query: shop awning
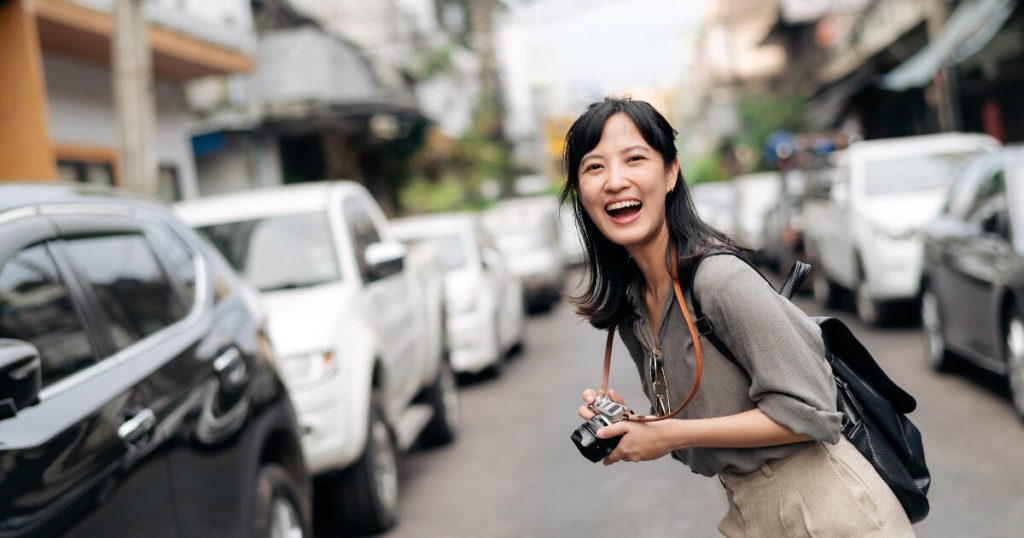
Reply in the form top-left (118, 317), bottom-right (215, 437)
top-left (880, 0), bottom-right (1017, 91)
top-left (805, 65), bottom-right (876, 131)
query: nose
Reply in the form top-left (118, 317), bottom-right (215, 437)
top-left (604, 162), bottom-right (630, 192)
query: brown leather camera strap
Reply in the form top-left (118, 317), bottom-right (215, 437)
top-left (598, 247), bottom-right (704, 422)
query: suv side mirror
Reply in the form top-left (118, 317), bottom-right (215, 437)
top-left (0, 339), bottom-right (42, 420)
top-left (365, 241), bottom-right (406, 281)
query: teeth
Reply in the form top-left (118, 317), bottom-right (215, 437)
top-left (606, 200), bottom-right (641, 211)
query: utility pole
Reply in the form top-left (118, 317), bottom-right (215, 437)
top-left (927, 0), bottom-right (959, 132)
top-left (113, 0), bottom-right (157, 196)
top-left (468, 0), bottom-right (504, 139)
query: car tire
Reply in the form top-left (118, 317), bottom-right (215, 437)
top-left (251, 463), bottom-right (310, 538)
top-left (420, 359), bottom-right (460, 447)
top-left (322, 397), bottom-right (399, 536)
top-left (920, 286), bottom-right (956, 372)
top-left (855, 277), bottom-right (887, 326)
top-left (812, 266), bottom-right (841, 308)
top-left (1005, 312), bottom-right (1024, 420)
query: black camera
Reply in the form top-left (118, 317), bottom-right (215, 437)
top-left (571, 395), bottom-right (629, 462)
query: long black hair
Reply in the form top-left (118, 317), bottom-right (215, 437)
top-left (559, 97), bottom-right (742, 330)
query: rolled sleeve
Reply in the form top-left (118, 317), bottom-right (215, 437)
top-left (694, 256), bottom-right (842, 443)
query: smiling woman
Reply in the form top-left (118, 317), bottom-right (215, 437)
top-left (560, 97), bottom-right (915, 537)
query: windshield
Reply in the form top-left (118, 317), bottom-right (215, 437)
top-left (198, 213), bottom-right (340, 292)
top-left (865, 152), bottom-right (978, 196)
top-left (427, 234), bottom-right (469, 272)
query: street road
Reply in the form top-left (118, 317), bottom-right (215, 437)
top-left (373, 271), bottom-right (1024, 538)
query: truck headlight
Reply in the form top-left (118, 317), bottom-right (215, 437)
top-left (280, 350), bottom-right (336, 384)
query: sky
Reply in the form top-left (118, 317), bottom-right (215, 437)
top-left (509, 0), bottom-right (710, 96)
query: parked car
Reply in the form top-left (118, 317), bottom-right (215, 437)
top-left (921, 147), bottom-right (1024, 418)
top-left (391, 213), bottom-right (526, 376)
top-left (557, 202), bottom-right (587, 266)
top-left (730, 172), bottom-right (783, 262)
top-left (803, 132), bottom-right (1000, 325)
top-left (690, 181), bottom-right (736, 237)
top-left (483, 197), bottom-right (567, 313)
top-left (760, 169), bottom-right (808, 272)
top-left (0, 184), bottom-right (311, 537)
top-left (175, 181), bottom-right (456, 536)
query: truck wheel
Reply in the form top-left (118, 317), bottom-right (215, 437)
top-left (323, 398), bottom-right (399, 535)
top-left (420, 359), bottom-right (460, 446)
top-left (855, 278), bottom-right (886, 326)
top-left (920, 286), bottom-right (955, 371)
top-left (251, 463), bottom-right (310, 538)
top-left (812, 266), bottom-right (840, 308)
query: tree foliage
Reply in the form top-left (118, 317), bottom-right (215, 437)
top-left (735, 92), bottom-right (805, 171)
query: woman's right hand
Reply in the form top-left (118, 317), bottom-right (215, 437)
top-left (578, 388), bottom-right (627, 420)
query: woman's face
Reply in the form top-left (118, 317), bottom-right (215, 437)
top-left (577, 113), bottom-right (678, 251)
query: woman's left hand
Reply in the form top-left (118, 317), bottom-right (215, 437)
top-left (598, 419), bottom-right (681, 465)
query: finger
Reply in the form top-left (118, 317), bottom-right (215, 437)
top-left (597, 422), bottom-right (627, 439)
top-left (578, 405), bottom-right (596, 420)
top-left (603, 449), bottom-right (621, 466)
top-left (607, 389), bottom-right (626, 405)
top-left (581, 388), bottom-right (598, 404)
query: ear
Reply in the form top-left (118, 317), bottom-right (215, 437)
top-left (665, 157), bottom-right (680, 192)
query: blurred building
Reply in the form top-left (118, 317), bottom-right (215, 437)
top-left (673, 0), bottom-right (788, 170)
top-left (0, 0), bottom-right (255, 200)
top-left (186, 0), bottom-right (426, 214)
top-left (186, 0), bottom-right (534, 214)
top-left (764, 0), bottom-right (1022, 142)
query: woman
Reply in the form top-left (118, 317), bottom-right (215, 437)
top-left (564, 97), bottom-right (913, 537)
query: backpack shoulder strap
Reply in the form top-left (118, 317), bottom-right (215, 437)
top-left (686, 252), bottom-right (811, 372)
top-left (685, 251), bottom-right (748, 370)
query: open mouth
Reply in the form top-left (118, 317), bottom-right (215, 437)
top-left (605, 199), bottom-right (642, 222)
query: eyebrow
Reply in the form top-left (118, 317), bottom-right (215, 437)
top-left (581, 145), bottom-right (651, 166)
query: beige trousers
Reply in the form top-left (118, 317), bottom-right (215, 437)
top-left (717, 437), bottom-right (915, 537)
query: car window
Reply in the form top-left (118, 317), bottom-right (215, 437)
top-left (944, 158), bottom-right (991, 219)
top-left (199, 213), bottom-right (339, 292)
top-left (147, 224), bottom-right (196, 308)
top-left (864, 152), bottom-right (976, 196)
top-left (965, 167), bottom-right (1008, 235)
top-left (0, 244), bottom-right (97, 388)
top-left (966, 168), bottom-right (1006, 220)
top-left (62, 234), bottom-right (185, 351)
top-left (343, 198), bottom-right (383, 282)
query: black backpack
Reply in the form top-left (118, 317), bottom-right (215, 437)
top-left (687, 253), bottom-right (931, 524)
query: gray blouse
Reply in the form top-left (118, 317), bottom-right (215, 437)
top-left (617, 255), bottom-right (842, 477)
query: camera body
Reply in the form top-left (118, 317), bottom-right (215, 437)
top-left (571, 395), bottom-right (629, 462)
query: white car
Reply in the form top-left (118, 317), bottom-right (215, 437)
top-left (391, 213), bottom-right (526, 376)
top-left (175, 181), bottom-right (456, 535)
top-left (690, 181), bottom-right (736, 237)
top-left (803, 133), bottom-right (1000, 325)
top-left (483, 197), bottom-right (567, 312)
top-left (730, 172), bottom-right (783, 257)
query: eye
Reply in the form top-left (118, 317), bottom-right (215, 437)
top-left (584, 163), bottom-right (603, 172)
top-left (627, 155), bottom-right (646, 163)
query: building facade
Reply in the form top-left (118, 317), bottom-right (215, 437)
top-left (0, 0), bottom-right (256, 200)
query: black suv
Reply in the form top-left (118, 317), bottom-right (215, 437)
top-left (0, 184), bottom-right (311, 537)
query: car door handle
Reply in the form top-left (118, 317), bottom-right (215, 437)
top-left (118, 408), bottom-right (156, 443)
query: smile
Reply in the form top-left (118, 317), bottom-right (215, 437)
top-left (604, 198), bottom-right (643, 224)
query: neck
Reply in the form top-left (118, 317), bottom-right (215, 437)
top-left (627, 225), bottom-right (673, 298)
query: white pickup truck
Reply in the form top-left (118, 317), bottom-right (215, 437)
top-left (176, 181), bottom-right (455, 535)
top-left (803, 133), bottom-right (999, 325)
